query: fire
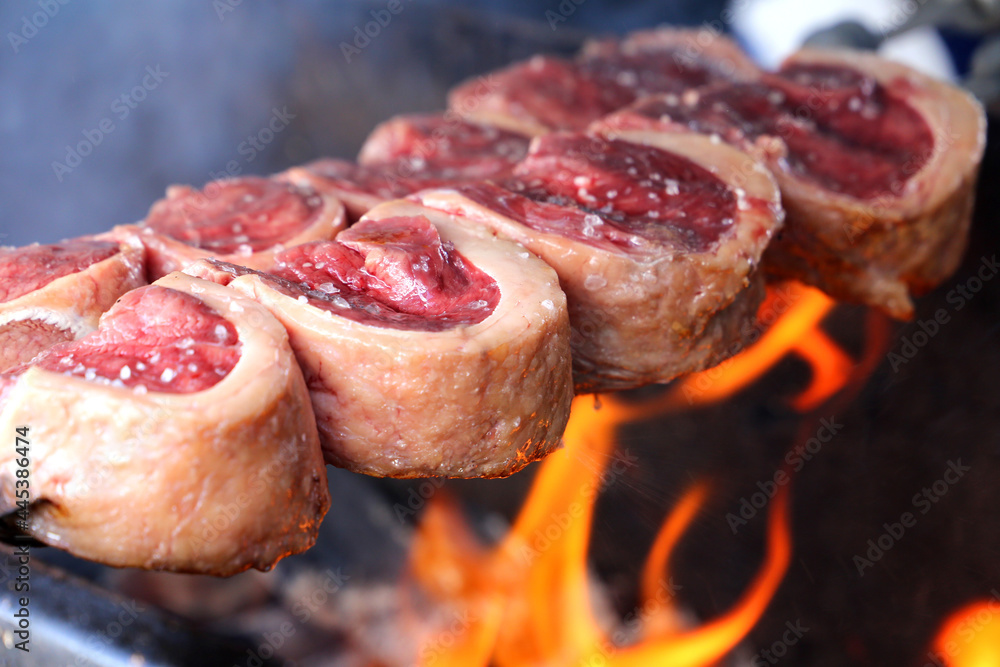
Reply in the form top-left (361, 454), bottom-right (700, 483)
top-left (410, 394), bottom-right (792, 667)
top-left (665, 282), bottom-right (853, 411)
top-left (407, 281), bottom-right (881, 666)
top-left (932, 599), bottom-right (1000, 667)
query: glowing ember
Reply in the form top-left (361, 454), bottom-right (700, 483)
top-left (409, 395), bottom-right (792, 666)
top-left (932, 599), bottom-right (1000, 667)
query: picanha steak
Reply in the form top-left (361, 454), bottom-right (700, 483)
top-left (596, 48), bottom-right (987, 318)
top-left (448, 28), bottom-right (759, 136)
top-left (0, 273), bottom-right (329, 575)
top-left (0, 237), bottom-right (145, 373)
top-left (297, 113), bottom-right (530, 221)
top-left (185, 201), bottom-right (573, 478)
top-left (0, 26), bottom-right (988, 575)
top-left (413, 129), bottom-right (783, 392)
top-left (358, 112), bottom-right (531, 175)
top-left (114, 174), bottom-right (347, 280)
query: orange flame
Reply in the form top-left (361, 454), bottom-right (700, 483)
top-left (932, 599), bottom-right (1000, 667)
top-left (664, 282), bottom-right (852, 411)
top-left (406, 281), bottom-right (884, 666)
top-left (410, 395), bottom-right (792, 667)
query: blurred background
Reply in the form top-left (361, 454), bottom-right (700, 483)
top-left (0, 0), bottom-right (996, 246)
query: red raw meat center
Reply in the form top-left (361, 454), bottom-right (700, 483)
top-left (267, 215), bottom-right (500, 330)
top-left (634, 63), bottom-right (935, 199)
top-left (2, 286), bottom-right (241, 396)
top-left (145, 176), bottom-right (323, 254)
top-left (0, 240), bottom-right (119, 303)
top-left (456, 135), bottom-right (737, 253)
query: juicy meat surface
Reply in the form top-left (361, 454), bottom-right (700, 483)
top-left (450, 56), bottom-right (636, 134)
top-left (146, 176), bottom-right (323, 254)
top-left (358, 113), bottom-right (530, 177)
top-left (449, 28), bottom-right (759, 135)
top-left (578, 27), bottom-right (761, 88)
top-left (206, 217), bottom-right (501, 331)
top-left (0, 240), bottom-right (119, 303)
top-left (464, 133), bottom-right (737, 252)
top-left (117, 173), bottom-right (347, 280)
top-left (289, 160), bottom-right (402, 223)
top-left (303, 158), bottom-right (408, 199)
top-left (0, 273), bottom-right (329, 574)
top-left (414, 130), bottom-right (783, 392)
top-left (186, 202), bottom-right (574, 478)
top-left (578, 48), bottom-right (717, 96)
top-left (21, 286), bottom-right (240, 395)
top-left (774, 64), bottom-right (934, 198)
top-left (302, 116), bottom-right (529, 222)
top-left (0, 320), bottom-right (77, 373)
top-left (0, 237), bottom-right (146, 373)
top-left (616, 67), bottom-right (935, 200)
top-left (598, 48), bottom-right (987, 318)
top-left (278, 217), bottom-right (500, 329)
